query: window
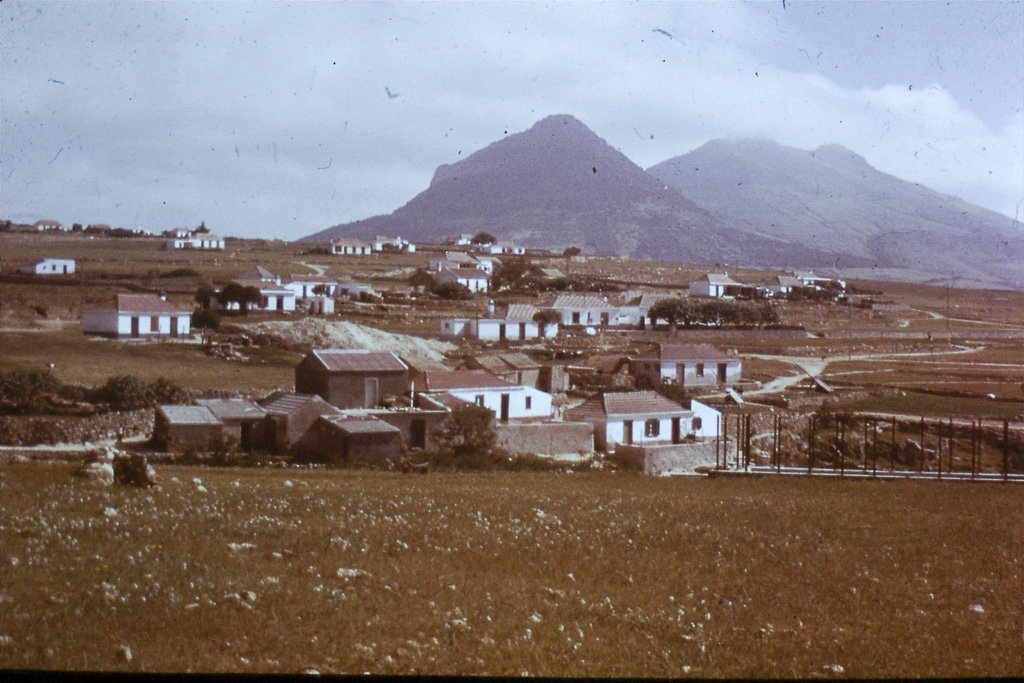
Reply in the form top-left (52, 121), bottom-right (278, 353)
top-left (692, 417), bottom-right (703, 431)
top-left (696, 363), bottom-right (705, 377)
top-left (475, 395), bottom-right (485, 406)
top-left (525, 396), bottom-right (532, 410)
top-left (644, 419), bottom-right (660, 438)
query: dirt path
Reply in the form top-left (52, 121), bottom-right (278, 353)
top-left (296, 262), bottom-right (326, 276)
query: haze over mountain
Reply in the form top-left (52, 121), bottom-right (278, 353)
top-left (305, 115), bottom-right (1022, 289)
top-left (647, 139), bottom-right (1023, 289)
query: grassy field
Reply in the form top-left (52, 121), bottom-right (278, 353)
top-left (0, 464), bottom-right (1020, 677)
top-left (0, 331), bottom-right (299, 394)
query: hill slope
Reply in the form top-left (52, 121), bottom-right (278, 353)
top-left (304, 115), bottom-right (854, 268)
top-left (646, 139), bottom-right (1023, 288)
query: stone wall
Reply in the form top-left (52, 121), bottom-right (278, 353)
top-left (0, 409), bottom-right (155, 446)
top-left (495, 421), bottom-right (594, 456)
top-left (613, 440), bottom-right (734, 474)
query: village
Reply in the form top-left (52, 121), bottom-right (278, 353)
top-left (2, 221), bottom-right (1022, 478)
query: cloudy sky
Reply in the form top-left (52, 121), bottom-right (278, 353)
top-left (2, 0), bottom-right (1022, 240)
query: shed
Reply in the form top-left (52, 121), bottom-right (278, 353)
top-left (258, 392), bottom-right (343, 455)
top-left (195, 399), bottom-right (268, 451)
top-left (153, 405), bottom-right (224, 451)
top-left (313, 415), bottom-right (402, 467)
top-left (295, 349), bottom-right (410, 409)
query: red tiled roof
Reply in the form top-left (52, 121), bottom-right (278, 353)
top-left (421, 370), bottom-right (515, 391)
top-left (311, 349), bottom-right (408, 373)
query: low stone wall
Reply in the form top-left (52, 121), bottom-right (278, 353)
top-left (0, 409), bottom-right (155, 446)
top-left (495, 421), bottom-right (594, 456)
top-left (614, 440), bottom-right (729, 474)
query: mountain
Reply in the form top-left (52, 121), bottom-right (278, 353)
top-left (647, 139), bottom-right (1023, 289)
top-left (303, 115), bottom-right (855, 268)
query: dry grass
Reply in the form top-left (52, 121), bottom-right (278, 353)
top-left (1, 464), bottom-right (1020, 677)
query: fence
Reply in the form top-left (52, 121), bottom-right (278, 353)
top-left (709, 412), bottom-right (1024, 481)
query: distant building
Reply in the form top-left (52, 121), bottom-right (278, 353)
top-left (82, 293), bottom-right (191, 339)
top-left (165, 231), bottom-right (225, 250)
top-left (689, 273), bottom-right (742, 298)
top-left (463, 351), bottom-right (542, 388)
top-left (436, 267), bottom-right (490, 292)
top-left (372, 235), bottom-right (416, 253)
top-left (440, 302), bottom-right (557, 341)
top-left (419, 370), bottom-right (552, 422)
top-left (550, 294), bottom-right (622, 327)
top-left (295, 349), bottom-right (410, 410)
top-left (18, 258), bottom-right (75, 275)
top-left (565, 391), bottom-right (720, 451)
top-left (325, 237), bottom-right (372, 255)
top-left (32, 220), bottom-right (65, 232)
top-left (152, 405), bottom-right (224, 451)
top-left (629, 343), bottom-right (742, 388)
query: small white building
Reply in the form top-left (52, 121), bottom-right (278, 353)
top-left (761, 275), bottom-right (805, 298)
top-left (18, 258), bottom-right (76, 275)
top-left (32, 220), bottom-right (65, 231)
top-left (282, 275), bottom-right (338, 299)
top-left (629, 343), bottom-right (743, 388)
top-left (436, 267), bottom-right (489, 293)
top-left (551, 294), bottom-right (623, 327)
top-left (792, 270), bottom-right (847, 291)
top-left (165, 232), bottom-right (225, 250)
top-left (565, 391), bottom-right (721, 451)
top-left (689, 273), bottom-right (741, 298)
top-left (440, 302), bottom-right (557, 341)
top-left (372, 235), bottom-right (416, 253)
top-left (211, 279), bottom-right (297, 312)
top-left (83, 293), bottom-right (191, 339)
top-left (326, 238), bottom-right (373, 255)
top-left (419, 370), bottom-right (553, 422)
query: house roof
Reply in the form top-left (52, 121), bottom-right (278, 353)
top-left (421, 370), bottom-right (516, 391)
top-left (284, 274), bottom-right (338, 284)
top-left (239, 266), bottom-right (277, 280)
top-left (320, 414), bottom-right (401, 435)
top-left (538, 268), bottom-right (565, 279)
top-left (497, 303), bottom-right (538, 321)
top-left (470, 352), bottom-right (538, 375)
top-left (158, 405), bottom-right (222, 425)
top-left (258, 391), bottom-right (341, 417)
top-left (309, 349), bottom-right (408, 373)
top-left (772, 275), bottom-right (804, 288)
top-left (90, 293), bottom-right (191, 315)
top-left (551, 294), bottom-right (616, 310)
top-left (33, 220), bottom-right (62, 227)
top-left (445, 267), bottom-right (489, 280)
top-left (633, 292), bottom-right (674, 309)
top-left (633, 343), bottom-right (733, 363)
top-left (567, 391), bottom-right (692, 420)
top-left (232, 279), bottom-right (293, 295)
top-left (195, 399), bottom-right (267, 421)
top-left (699, 273), bottom-right (740, 285)
top-left (444, 252), bottom-right (479, 264)
top-left (330, 237), bottom-right (371, 247)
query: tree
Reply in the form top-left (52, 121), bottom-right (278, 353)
top-left (471, 231), bottom-right (496, 245)
top-left (312, 284), bottom-right (331, 296)
top-left (192, 308), bottom-right (220, 330)
top-left (431, 281), bottom-right (473, 300)
top-left (532, 309), bottom-right (561, 337)
top-left (216, 281), bottom-right (262, 313)
top-left (492, 257), bottom-right (533, 290)
top-left (194, 285), bottom-right (215, 309)
top-left (431, 402), bottom-right (497, 469)
top-left (563, 246), bottom-right (581, 257)
top-left (648, 297), bottom-right (698, 329)
top-left (195, 221), bottom-right (209, 234)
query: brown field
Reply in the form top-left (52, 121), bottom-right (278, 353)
top-left (0, 463), bottom-right (1020, 677)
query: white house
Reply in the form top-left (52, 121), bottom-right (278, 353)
top-left (336, 281), bottom-right (377, 300)
top-left (629, 343), bottom-right (742, 388)
top-left (238, 266), bottom-right (280, 283)
top-left (689, 273), bottom-right (742, 298)
top-left (792, 270), bottom-right (847, 291)
top-left (761, 275), bottom-right (805, 298)
top-left (83, 293), bottom-right (191, 339)
top-left (565, 391), bottom-right (721, 451)
top-left (419, 370), bottom-right (553, 422)
top-left (372, 235), bottom-right (415, 253)
top-left (18, 258), bottom-right (76, 275)
top-left (429, 252), bottom-right (494, 274)
top-left (551, 294), bottom-right (624, 327)
top-left (436, 267), bottom-right (489, 292)
top-left (474, 241), bottom-right (524, 255)
top-left (439, 302), bottom-right (558, 341)
top-left (33, 220), bottom-right (65, 231)
top-left (282, 275), bottom-right (338, 299)
top-left (326, 237), bottom-right (372, 255)
top-left (212, 279), bottom-right (296, 312)
top-left (165, 232), bottom-right (225, 250)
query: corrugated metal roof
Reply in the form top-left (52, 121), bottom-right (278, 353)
top-left (320, 414), bottom-right (400, 434)
top-left (311, 349), bottom-right (408, 373)
top-left (422, 370), bottom-right (515, 391)
top-left (500, 304), bottom-right (539, 321)
top-left (552, 294), bottom-right (616, 310)
top-left (158, 405), bottom-right (221, 425)
top-left (702, 273), bottom-right (739, 285)
top-left (258, 392), bottom-right (322, 416)
top-left (196, 399), bottom-right (267, 420)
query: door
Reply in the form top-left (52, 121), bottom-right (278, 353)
top-left (519, 323), bottom-right (526, 341)
top-left (672, 417), bottom-right (681, 444)
top-left (410, 419), bottom-right (426, 449)
top-left (240, 423), bottom-right (252, 452)
top-left (364, 378), bottom-right (379, 408)
top-left (130, 316), bottom-right (139, 338)
top-left (623, 420), bottom-right (633, 445)
top-left (499, 324), bottom-right (506, 341)
top-left (171, 316), bottom-right (179, 338)
top-left (500, 393), bottom-right (510, 422)
top-left (600, 312), bottom-right (609, 327)
top-left (718, 363), bottom-right (728, 383)
top-left (676, 363), bottom-right (685, 385)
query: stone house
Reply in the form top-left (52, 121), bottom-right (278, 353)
top-left (295, 349), bottom-right (410, 410)
top-left (195, 399), bottom-right (268, 452)
top-left (257, 392), bottom-right (343, 456)
top-left (152, 405), bottom-right (224, 451)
